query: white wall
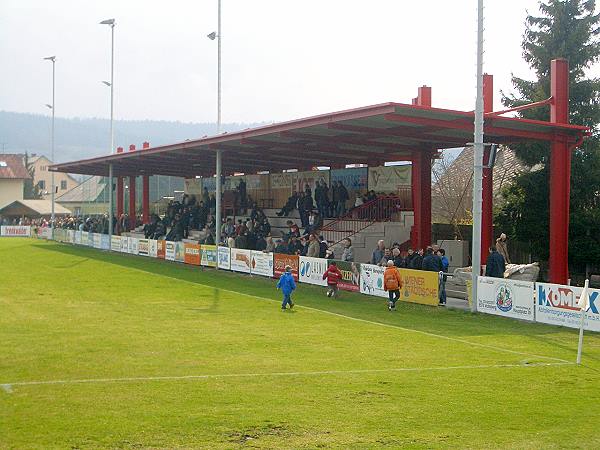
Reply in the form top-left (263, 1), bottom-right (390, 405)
top-left (0, 179), bottom-right (24, 208)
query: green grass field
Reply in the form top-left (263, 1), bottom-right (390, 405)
top-left (1, 239), bottom-right (599, 449)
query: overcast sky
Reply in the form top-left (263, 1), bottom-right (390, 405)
top-left (2, 0), bottom-right (598, 126)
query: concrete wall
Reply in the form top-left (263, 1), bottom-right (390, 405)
top-left (0, 179), bottom-right (24, 209)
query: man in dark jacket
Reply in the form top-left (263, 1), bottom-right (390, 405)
top-left (485, 245), bottom-right (506, 278)
top-left (422, 247), bottom-right (442, 272)
top-left (409, 248), bottom-right (424, 270)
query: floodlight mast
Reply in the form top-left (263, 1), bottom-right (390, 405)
top-left (100, 18), bottom-right (115, 237)
top-left (43, 56), bottom-right (56, 238)
top-left (471, 0), bottom-right (485, 312)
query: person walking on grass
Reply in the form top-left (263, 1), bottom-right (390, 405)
top-left (384, 260), bottom-right (403, 311)
top-left (277, 265), bottom-right (297, 310)
top-left (323, 260), bottom-right (342, 298)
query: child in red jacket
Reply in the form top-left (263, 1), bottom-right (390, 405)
top-left (322, 261), bottom-right (342, 298)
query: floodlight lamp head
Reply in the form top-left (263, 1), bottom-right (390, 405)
top-left (45, 104), bottom-right (53, 109)
top-left (100, 18), bottom-right (115, 26)
top-left (207, 31), bottom-right (217, 40)
top-left (43, 56), bottom-right (56, 62)
top-left (102, 81), bottom-right (111, 86)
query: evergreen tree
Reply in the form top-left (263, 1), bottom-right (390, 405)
top-left (23, 152), bottom-right (42, 200)
top-left (497, 0), bottom-right (600, 272)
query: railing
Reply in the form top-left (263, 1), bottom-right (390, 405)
top-left (320, 195), bottom-right (412, 245)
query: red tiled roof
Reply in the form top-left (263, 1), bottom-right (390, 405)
top-left (0, 154), bottom-right (30, 180)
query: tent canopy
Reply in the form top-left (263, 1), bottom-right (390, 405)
top-left (0, 200), bottom-right (71, 217)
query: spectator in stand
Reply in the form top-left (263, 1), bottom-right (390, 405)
top-left (274, 238), bottom-right (288, 254)
top-left (265, 235), bottom-right (275, 253)
top-left (227, 236), bottom-right (236, 248)
top-left (316, 180), bottom-right (330, 219)
top-left (341, 238), bottom-right (354, 262)
top-left (202, 187), bottom-right (210, 205)
top-left (307, 233), bottom-right (320, 258)
top-left (392, 248), bottom-right (404, 267)
top-left (305, 210), bottom-right (322, 235)
top-left (422, 246), bottom-right (442, 272)
top-left (287, 236), bottom-right (303, 255)
top-left (255, 234), bottom-right (267, 251)
top-left (323, 261), bottom-right (342, 298)
top-left (336, 180), bottom-right (349, 217)
top-left (235, 232), bottom-right (248, 249)
top-left (378, 248), bottom-right (393, 266)
top-left (285, 220), bottom-right (300, 240)
top-left (354, 192), bottom-right (364, 209)
top-left (485, 245), bottom-right (506, 278)
top-left (319, 235), bottom-right (329, 258)
top-left (403, 248), bottom-right (415, 267)
top-left (276, 191), bottom-right (299, 217)
top-left (410, 248), bottom-right (424, 270)
top-left (222, 218), bottom-right (235, 238)
top-left (371, 240), bottom-right (386, 265)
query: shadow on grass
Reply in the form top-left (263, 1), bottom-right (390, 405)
top-left (32, 242), bottom-right (593, 344)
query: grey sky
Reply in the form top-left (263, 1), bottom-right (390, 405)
top-left (1, 0), bottom-right (597, 125)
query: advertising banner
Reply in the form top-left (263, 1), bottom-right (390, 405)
top-left (129, 237), bottom-right (139, 255)
top-left (201, 244), bottom-right (217, 267)
top-left (298, 256), bottom-right (328, 287)
top-left (184, 243), bottom-right (201, 265)
top-left (111, 235), bottom-right (122, 252)
top-left (100, 234), bottom-right (110, 250)
top-left (120, 236), bottom-right (129, 253)
top-left (335, 260), bottom-right (361, 292)
top-left (360, 264), bottom-right (387, 298)
top-left (138, 239), bottom-right (150, 257)
top-left (148, 239), bottom-right (158, 258)
top-left (368, 165), bottom-right (411, 192)
top-left (293, 171), bottom-right (329, 197)
top-left (4, 225), bottom-right (30, 236)
top-left (218, 246), bottom-right (231, 270)
top-left (93, 233), bottom-right (102, 249)
top-left (74, 231), bottom-right (82, 245)
top-left (250, 251), bottom-right (274, 277)
top-left (165, 241), bottom-right (176, 261)
top-left (536, 282), bottom-right (600, 332)
top-left (66, 230), bottom-right (75, 244)
top-left (398, 268), bottom-right (439, 306)
top-left (81, 231), bottom-right (89, 245)
top-left (230, 248), bottom-right (252, 273)
top-left (175, 242), bottom-right (185, 263)
top-left (274, 254), bottom-right (299, 281)
top-left (245, 174), bottom-right (265, 190)
top-left (331, 167), bottom-right (368, 191)
top-left (87, 232), bottom-right (94, 247)
top-left (157, 240), bottom-right (166, 259)
top-left (477, 277), bottom-right (535, 321)
top-left (184, 178), bottom-right (203, 195)
top-left (270, 172), bottom-right (293, 189)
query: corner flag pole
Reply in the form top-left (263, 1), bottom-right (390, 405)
top-left (576, 279), bottom-right (589, 365)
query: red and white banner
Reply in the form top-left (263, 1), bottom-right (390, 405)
top-left (1, 225), bottom-right (31, 237)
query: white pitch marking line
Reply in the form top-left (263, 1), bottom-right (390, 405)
top-left (1, 362), bottom-right (574, 389)
top-left (50, 246), bottom-right (573, 365)
top-left (1, 384), bottom-right (12, 393)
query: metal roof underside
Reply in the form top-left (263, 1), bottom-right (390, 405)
top-left (50, 102), bottom-right (588, 178)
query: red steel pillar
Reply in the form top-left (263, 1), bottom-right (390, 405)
top-left (128, 144), bottom-right (137, 230)
top-left (549, 58), bottom-right (570, 284)
top-left (116, 147), bottom-right (124, 220)
top-left (142, 141), bottom-right (150, 223)
top-left (410, 86), bottom-right (432, 250)
top-left (481, 74), bottom-right (494, 257)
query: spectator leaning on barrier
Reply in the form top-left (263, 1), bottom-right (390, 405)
top-left (495, 233), bottom-right (511, 264)
top-left (307, 233), bottom-right (320, 258)
top-left (341, 238), bottom-right (354, 262)
top-left (371, 240), bottom-right (386, 265)
top-left (422, 246), bottom-right (442, 272)
top-left (485, 245), bottom-right (506, 278)
top-left (392, 247), bottom-right (404, 268)
top-left (410, 248), bottom-right (423, 270)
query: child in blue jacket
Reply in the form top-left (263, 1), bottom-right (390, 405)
top-left (277, 265), bottom-right (297, 310)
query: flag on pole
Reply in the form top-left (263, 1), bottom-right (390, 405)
top-left (576, 279), bottom-right (590, 365)
top-left (578, 281), bottom-right (590, 311)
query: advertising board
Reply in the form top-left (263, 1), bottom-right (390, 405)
top-left (138, 239), bottom-right (150, 257)
top-left (335, 260), bottom-right (361, 292)
top-left (477, 276), bottom-right (535, 321)
top-left (165, 241), bottom-right (176, 261)
top-left (111, 235), bottom-right (122, 252)
top-left (536, 282), bottom-right (600, 332)
top-left (359, 264), bottom-right (387, 298)
top-left (298, 256), bottom-right (328, 286)
top-left (184, 243), bottom-right (201, 265)
top-left (201, 244), bottom-right (217, 267)
top-left (274, 254), bottom-right (299, 281)
top-left (250, 251), bottom-right (274, 277)
top-left (398, 268), bottom-right (439, 306)
top-left (1, 225), bottom-right (31, 237)
top-left (218, 246), bottom-right (231, 270)
top-left (230, 248), bottom-right (252, 273)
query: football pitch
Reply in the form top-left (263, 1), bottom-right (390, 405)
top-left (1, 239), bottom-right (599, 449)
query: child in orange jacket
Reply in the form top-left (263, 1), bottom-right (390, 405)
top-left (383, 260), bottom-right (403, 311)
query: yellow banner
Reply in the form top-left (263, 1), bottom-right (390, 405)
top-left (398, 268), bottom-right (439, 306)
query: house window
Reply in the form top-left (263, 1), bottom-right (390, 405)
top-left (38, 180), bottom-right (45, 190)
top-left (61, 180), bottom-right (67, 190)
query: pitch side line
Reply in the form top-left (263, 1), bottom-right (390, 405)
top-left (1, 361), bottom-right (573, 390)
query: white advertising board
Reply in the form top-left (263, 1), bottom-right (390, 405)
top-left (100, 234), bottom-right (110, 250)
top-left (359, 264), bottom-right (387, 298)
top-left (148, 239), bottom-right (158, 258)
top-left (0, 225), bottom-right (31, 237)
top-left (250, 251), bottom-right (274, 277)
top-left (165, 241), bottom-right (176, 261)
top-left (175, 242), bottom-right (185, 263)
top-left (230, 248), bottom-right (252, 273)
top-left (138, 239), bottom-right (150, 256)
top-left (111, 235), bottom-right (122, 252)
top-left (129, 237), bottom-right (139, 255)
top-left (536, 282), bottom-right (600, 332)
top-left (298, 256), bottom-right (328, 287)
top-left (93, 233), bottom-right (102, 249)
top-left (218, 246), bottom-right (231, 270)
top-left (66, 230), bottom-right (75, 244)
top-left (477, 276), bottom-right (535, 322)
top-left (74, 231), bottom-right (82, 245)
top-left (120, 236), bottom-right (129, 253)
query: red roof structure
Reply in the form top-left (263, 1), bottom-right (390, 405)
top-left (0, 154), bottom-right (31, 180)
